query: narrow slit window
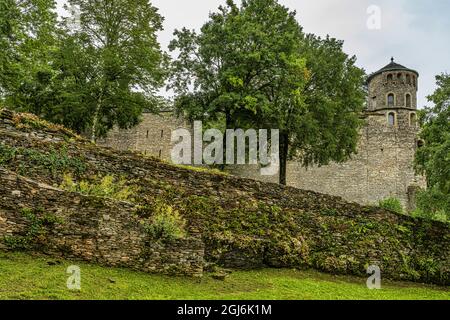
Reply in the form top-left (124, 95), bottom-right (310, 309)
top-left (406, 94), bottom-right (412, 108)
top-left (387, 94), bottom-right (395, 107)
top-left (388, 112), bottom-right (396, 126)
top-left (410, 113), bottom-right (417, 126)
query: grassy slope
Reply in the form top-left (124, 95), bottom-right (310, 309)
top-left (0, 253), bottom-right (448, 300)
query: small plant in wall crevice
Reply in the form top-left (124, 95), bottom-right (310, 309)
top-left (143, 199), bottom-right (187, 241)
top-left (378, 197), bottom-right (403, 214)
top-left (3, 208), bottom-right (63, 250)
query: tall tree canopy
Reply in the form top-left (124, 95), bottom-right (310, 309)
top-left (0, 0), bottom-right (57, 105)
top-left (169, 0), bottom-right (366, 184)
top-left (54, 0), bottom-right (169, 141)
top-left (0, 0), bottom-right (17, 96)
top-left (415, 73), bottom-right (450, 218)
top-left (1, 0), bottom-right (168, 141)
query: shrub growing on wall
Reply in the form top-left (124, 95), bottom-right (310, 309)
top-left (412, 188), bottom-right (449, 223)
top-left (59, 174), bottom-right (139, 202)
top-left (144, 200), bottom-right (187, 241)
top-left (378, 198), bottom-right (403, 214)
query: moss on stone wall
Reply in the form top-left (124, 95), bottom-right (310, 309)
top-left (0, 109), bottom-right (449, 284)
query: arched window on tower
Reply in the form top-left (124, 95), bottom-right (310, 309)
top-left (406, 74), bottom-right (411, 85)
top-left (387, 93), bottom-right (395, 107)
top-left (388, 112), bottom-right (396, 126)
top-left (413, 76), bottom-right (417, 87)
top-left (410, 113), bottom-right (417, 127)
top-left (387, 74), bottom-right (393, 82)
top-left (406, 94), bottom-right (412, 108)
top-left (397, 73), bottom-right (402, 82)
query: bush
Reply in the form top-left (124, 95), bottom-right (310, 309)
top-left (417, 187), bottom-right (449, 215)
top-left (144, 200), bottom-right (187, 241)
top-left (378, 198), bottom-right (403, 214)
top-left (412, 187), bottom-right (449, 223)
top-left (60, 174), bottom-right (139, 202)
top-left (3, 208), bottom-right (63, 250)
top-left (412, 209), bottom-right (448, 223)
top-left (0, 143), bottom-right (17, 165)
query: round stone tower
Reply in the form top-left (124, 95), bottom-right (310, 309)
top-left (367, 57), bottom-right (419, 129)
top-left (363, 58), bottom-right (426, 211)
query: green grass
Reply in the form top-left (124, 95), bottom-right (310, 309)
top-left (0, 252), bottom-right (448, 300)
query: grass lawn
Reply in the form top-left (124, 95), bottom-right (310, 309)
top-left (0, 252), bottom-right (448, 300)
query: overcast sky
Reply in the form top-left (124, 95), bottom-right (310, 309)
top-left (56, 0), bottom-right (450, 108)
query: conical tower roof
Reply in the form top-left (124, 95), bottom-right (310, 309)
top-left (368, 58), bottom-right (419, 82)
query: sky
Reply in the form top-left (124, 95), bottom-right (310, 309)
top-left (56, 0), bottom-right (450, 108)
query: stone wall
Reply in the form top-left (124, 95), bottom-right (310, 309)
top-left (227, 111), bottom-right (426, 210)
top-left (367, 70), bottom-right (418, 112)
top-left (99, 111), bottom-right (424, 211)
top-left (0, 168), bottom-right (204, 277)
top-left (97, 65), bottom-right (425, 212)
top-left (98, 111), bottom-right (189, 160)
top-left (1, 109), bottom-right (448, 285)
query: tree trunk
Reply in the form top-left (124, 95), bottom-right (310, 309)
top-left (279, 132), bottom-right (289, 185)
top-left (219, 110), bottom-right (232, 171)
top-left (91, 97), bottom-right (103, 143)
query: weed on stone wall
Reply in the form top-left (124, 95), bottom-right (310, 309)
top-left (3, 208), bottom-right (63, 251)
top-left (10, 111), bottom-right (80, 139)
top-left (142, 199), bottom-right (187, 241)
top-left (0, 143), bottom-right (17, 166)
top-left (59, 174), bottom-right (140, 202)
top-left (378, 197), bottom-right (404, 214)
top-left (0, 143), bottom-right (87, 178)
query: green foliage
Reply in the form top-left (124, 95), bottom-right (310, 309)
top-left (412, 188), bottom-right (449, 223)
top-left (415, 73), bottom-right (450, 221)
top-left (1, 0), bottom-right (168, 141)
top-left (1, 252), bottom-right (449, 300)
top-left (0, 0), bottom-right (58, 109)
top-left (416, 74), bottom-right (450, 195)
top-left (3, 208), bottom-right (62, 250)
top-left (378, 198), bottom-right (403, 214)
top-left (10, 111), bottom-right (80, 138)
top-left (59, 174), bottom-right (139, 202)
top-left (144, 200), bottom-right (187, 241)
top-left (169, 0), bottom-right (366, 184)
top-left (48, 0), bottom-right (169, 141)
top-left (0, 143), bottom-right (17, 165)
top-left (0, 143), bottom-right (87, 177)
top-left (25, 147), bottom-right (86, 177)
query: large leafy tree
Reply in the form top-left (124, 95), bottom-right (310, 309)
top-left (52, 0), bottom-right (169, 141)
top-left (415, 74), bottom-right (450, 218)
top-left (169, 0), bottom-right (366, 184)
top-left (0, 0), bottom-right (57, 105)
top-left (0, 0), bottom-right (17, 97)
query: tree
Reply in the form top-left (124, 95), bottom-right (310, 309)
top-left (0, 0), bottom-right (57, 105)
top-left (169, 0), bottom-right (366, 184)
top-left (52, 0), bottom-right (169, 141)
top-left (415, 73), bottom-right (450, 219)
top-left (0, 0), bottom-right (17, 97)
